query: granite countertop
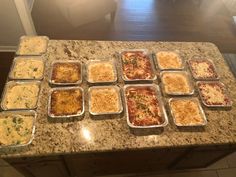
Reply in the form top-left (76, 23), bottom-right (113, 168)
top-left (1, 40), bottom-right (236, 158)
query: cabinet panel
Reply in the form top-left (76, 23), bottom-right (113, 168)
top-left (65, 148), bottom-right (186, 177)
top-left (7, 158), bottom-right (70, 177)
top-left (171, 147), bottom-right (235, 169)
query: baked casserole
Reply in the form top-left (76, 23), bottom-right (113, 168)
top-left (156, 51), bottom-right (183, 70)
top-left (89, 86), bottom-right (122, 114)
top-left (51, 62), bottom-right (81, 84)
top-left (161, 71), bottom-right (193, 95)
top-left (169, 98), bottom-right (206, 126)
top-left (49, 88), bottom-right (83, 117)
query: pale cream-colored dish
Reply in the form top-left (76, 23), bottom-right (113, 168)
top-left (1, 81), bottom-right (41, 110)
top-left (161, 71), bottom-right (194, 95)
top-left (0, 112), bottom-right (34, 146)
top-left (156, 51), bottom-right (183, 70)
top-left (9, 57), bottom-right (44, 80)
top-left (16, 36), bottom-right (48, 55)
top-left (169, 98), bottom-right (207, 126)
top-left (89, 86), bottom-right (122, 115)
top-left (87, 61), bottom-right (117, 83)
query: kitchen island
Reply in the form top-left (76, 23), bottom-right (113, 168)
top-left (0, 40), bottom-right (236, 177)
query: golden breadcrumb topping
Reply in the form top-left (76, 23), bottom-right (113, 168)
top-left (156, 51), bottom-right (182, 69)
top-left (162, 72), bottom-right (191, 94)
top-left (90, 87), bottom-right (120, 113)
top-left (170, 99), bottom-right (205, 126)
top-left (88, 62), bottom-right (115, 82)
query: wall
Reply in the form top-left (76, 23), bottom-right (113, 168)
top-left (221, 0), bottom-right (236, 15)
top-left (0, 0), bottom-right (25, 51)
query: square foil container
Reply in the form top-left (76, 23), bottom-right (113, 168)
top-left (168, 97), bottom-right (207, 127)
top-left (154, 50), bottom-right (185, 71)
top-left (119, 49), bottom-right (157, 82)
top-left (8, 56), bottom-right (45, 80)
top-left (86, 60), bottom-right (118, 84)
top-left (16, 36), bottom-right (49, 56)
top-left (0, 110), bottom-right (36, 149)
top-left (1, 81), bottom-right (41, 111)
top-left (160, 71), bottom-right (195, 96)
top-left (48, 60), bottom-right (83, 86)
top-left (187, 58), bottom-right (220, 81)
top-left (196, 81), bottom-right (232, 108)
top-left (123, 84), bottom-right (168, 128)
top-left (48, 86), bottom-right (85, 118)
top-left (88, 85), bottom-right (123, 115)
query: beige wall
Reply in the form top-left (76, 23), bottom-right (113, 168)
top-left (0, 0), bottom-right (25, 51)
top-left (221, 0), bottom-right (236, 15)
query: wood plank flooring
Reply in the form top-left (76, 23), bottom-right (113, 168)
top-left (31, 0), bottom-right (236, 53)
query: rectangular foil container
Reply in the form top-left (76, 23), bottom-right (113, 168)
top-left (196, 81), bottom-right (233, 108)
top-left (8, 56), bottom-right (45, 80)
top-left (16, 36), bottom-right (49, 56)
top-left (160, 71), bottom-right (195, 96)
top-left (48, 60), bottom-right (83, 86)
top-left (48, 86), bottom-right (84, 118)
top-left (88, 85), bottom-right (123, 115)
top-left (153, 50), bottom-right (185, 71)
top-left (168, 97), bottom-right (207, 127)
top-left (119, 49), bottom-right (157, 82)
top-left (1, 81), bottom-right (41, 111)
top-left (0, 110), bottom-right (36, 149)
top-left (123, 84), bottom-right (168, 128)
top-left (86, 60), bottom-right (118, 84)
top-left (187, 58), bottom-right (220, 81)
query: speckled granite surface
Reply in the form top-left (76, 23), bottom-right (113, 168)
top-left (1, 40), bottom-right (236, 158)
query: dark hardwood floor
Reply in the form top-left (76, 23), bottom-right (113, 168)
top-left (31, 0), bottom-right (236, 53)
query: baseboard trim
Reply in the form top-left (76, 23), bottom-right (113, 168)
top-left (0, 46), bottom-right (17, 52)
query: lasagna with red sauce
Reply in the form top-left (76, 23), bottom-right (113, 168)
top-left (188, 59), bottom-right (218, 80)
top-left (121, 51), bottom-right (154, 80)
top-left (125, 86), bottom-right (164, 126)
top-left (197, 81), bottom-right (231, 107)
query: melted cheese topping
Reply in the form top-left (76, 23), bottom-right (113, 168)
top-left (18, 36), bottom-right (47, 55)
top-left (198, 83), bottom-right (229, 105)
top-left (190, 60), bottom-right (217, 78)
top-left (156, 51), bottom-right (182, 69)
top-left (90, 87), bottom-right (120, 113)
top-left (52, 63), bottom-right (81, 83)
top-left (162, 72), bottom-right (191, 94)
top-left (3, 83), bottom-right (40, 109)
top-left (122, 51), bottom-right (154, 80)
top-left (88, 62), bottom-right (115, 82)
top-left (0, 114), bottom-right (33, 146)
top-left (170, 99), bottom-right (204, 126)
top-left (50, 89), bottom-right (82, 116)
top-left (12, 58), bottom-right (44, 79)
top-left (126, 87), bottom-right (163, 126)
